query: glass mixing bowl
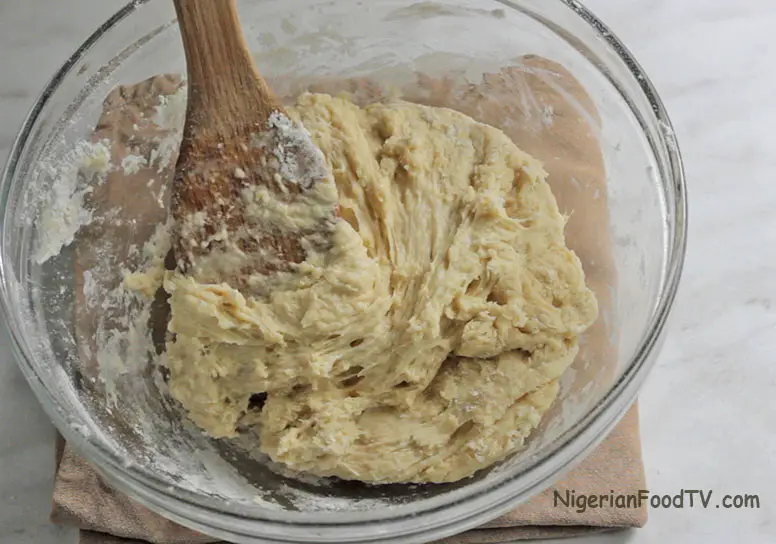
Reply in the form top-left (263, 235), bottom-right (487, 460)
top-left (0, 0), bottom-right (686, 542)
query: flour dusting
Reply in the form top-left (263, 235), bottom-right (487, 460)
top-left (33, 140), bottom-right (111, 264)
top-left (252, 110), bottom-right (329, 190)
top-left (121, 153), bottom-right (148, 175)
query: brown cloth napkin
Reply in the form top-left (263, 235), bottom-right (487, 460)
top-left (54, 407), bottom-right (645, 544)
top-left (52, 56), bottom-right (647, 542)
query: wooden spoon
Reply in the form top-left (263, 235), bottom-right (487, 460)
top-left (170, 0), bottom-right (336, 292)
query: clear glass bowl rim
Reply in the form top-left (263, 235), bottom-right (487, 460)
top-left (0, 0), bottom-right (687, 540)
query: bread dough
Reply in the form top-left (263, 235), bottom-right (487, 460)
top-left (159, 93), bottom-right (597, 483)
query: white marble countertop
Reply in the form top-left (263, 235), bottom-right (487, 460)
top-left (1, 1), bottom-right (774, 543)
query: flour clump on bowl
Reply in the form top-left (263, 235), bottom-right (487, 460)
top-left (140, 92), bottom-right (598, 483)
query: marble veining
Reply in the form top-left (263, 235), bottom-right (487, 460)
top-left (1, 0), bottom-right (775, 542)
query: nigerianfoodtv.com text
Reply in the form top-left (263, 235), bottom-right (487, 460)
top-left (554, 489), bottom-right (760, 513)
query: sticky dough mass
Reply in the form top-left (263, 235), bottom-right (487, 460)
top-left (161, 93), bottom-right (598, 484)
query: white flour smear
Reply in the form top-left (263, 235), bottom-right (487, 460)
top-left (33, 139), bottom-right (111, 264)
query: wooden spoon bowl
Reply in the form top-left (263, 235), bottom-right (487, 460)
top-left (171, 0), bottom-right (336, 291)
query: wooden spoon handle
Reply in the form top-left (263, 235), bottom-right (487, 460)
top-left (172, 0), bottom-right (282, 135)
